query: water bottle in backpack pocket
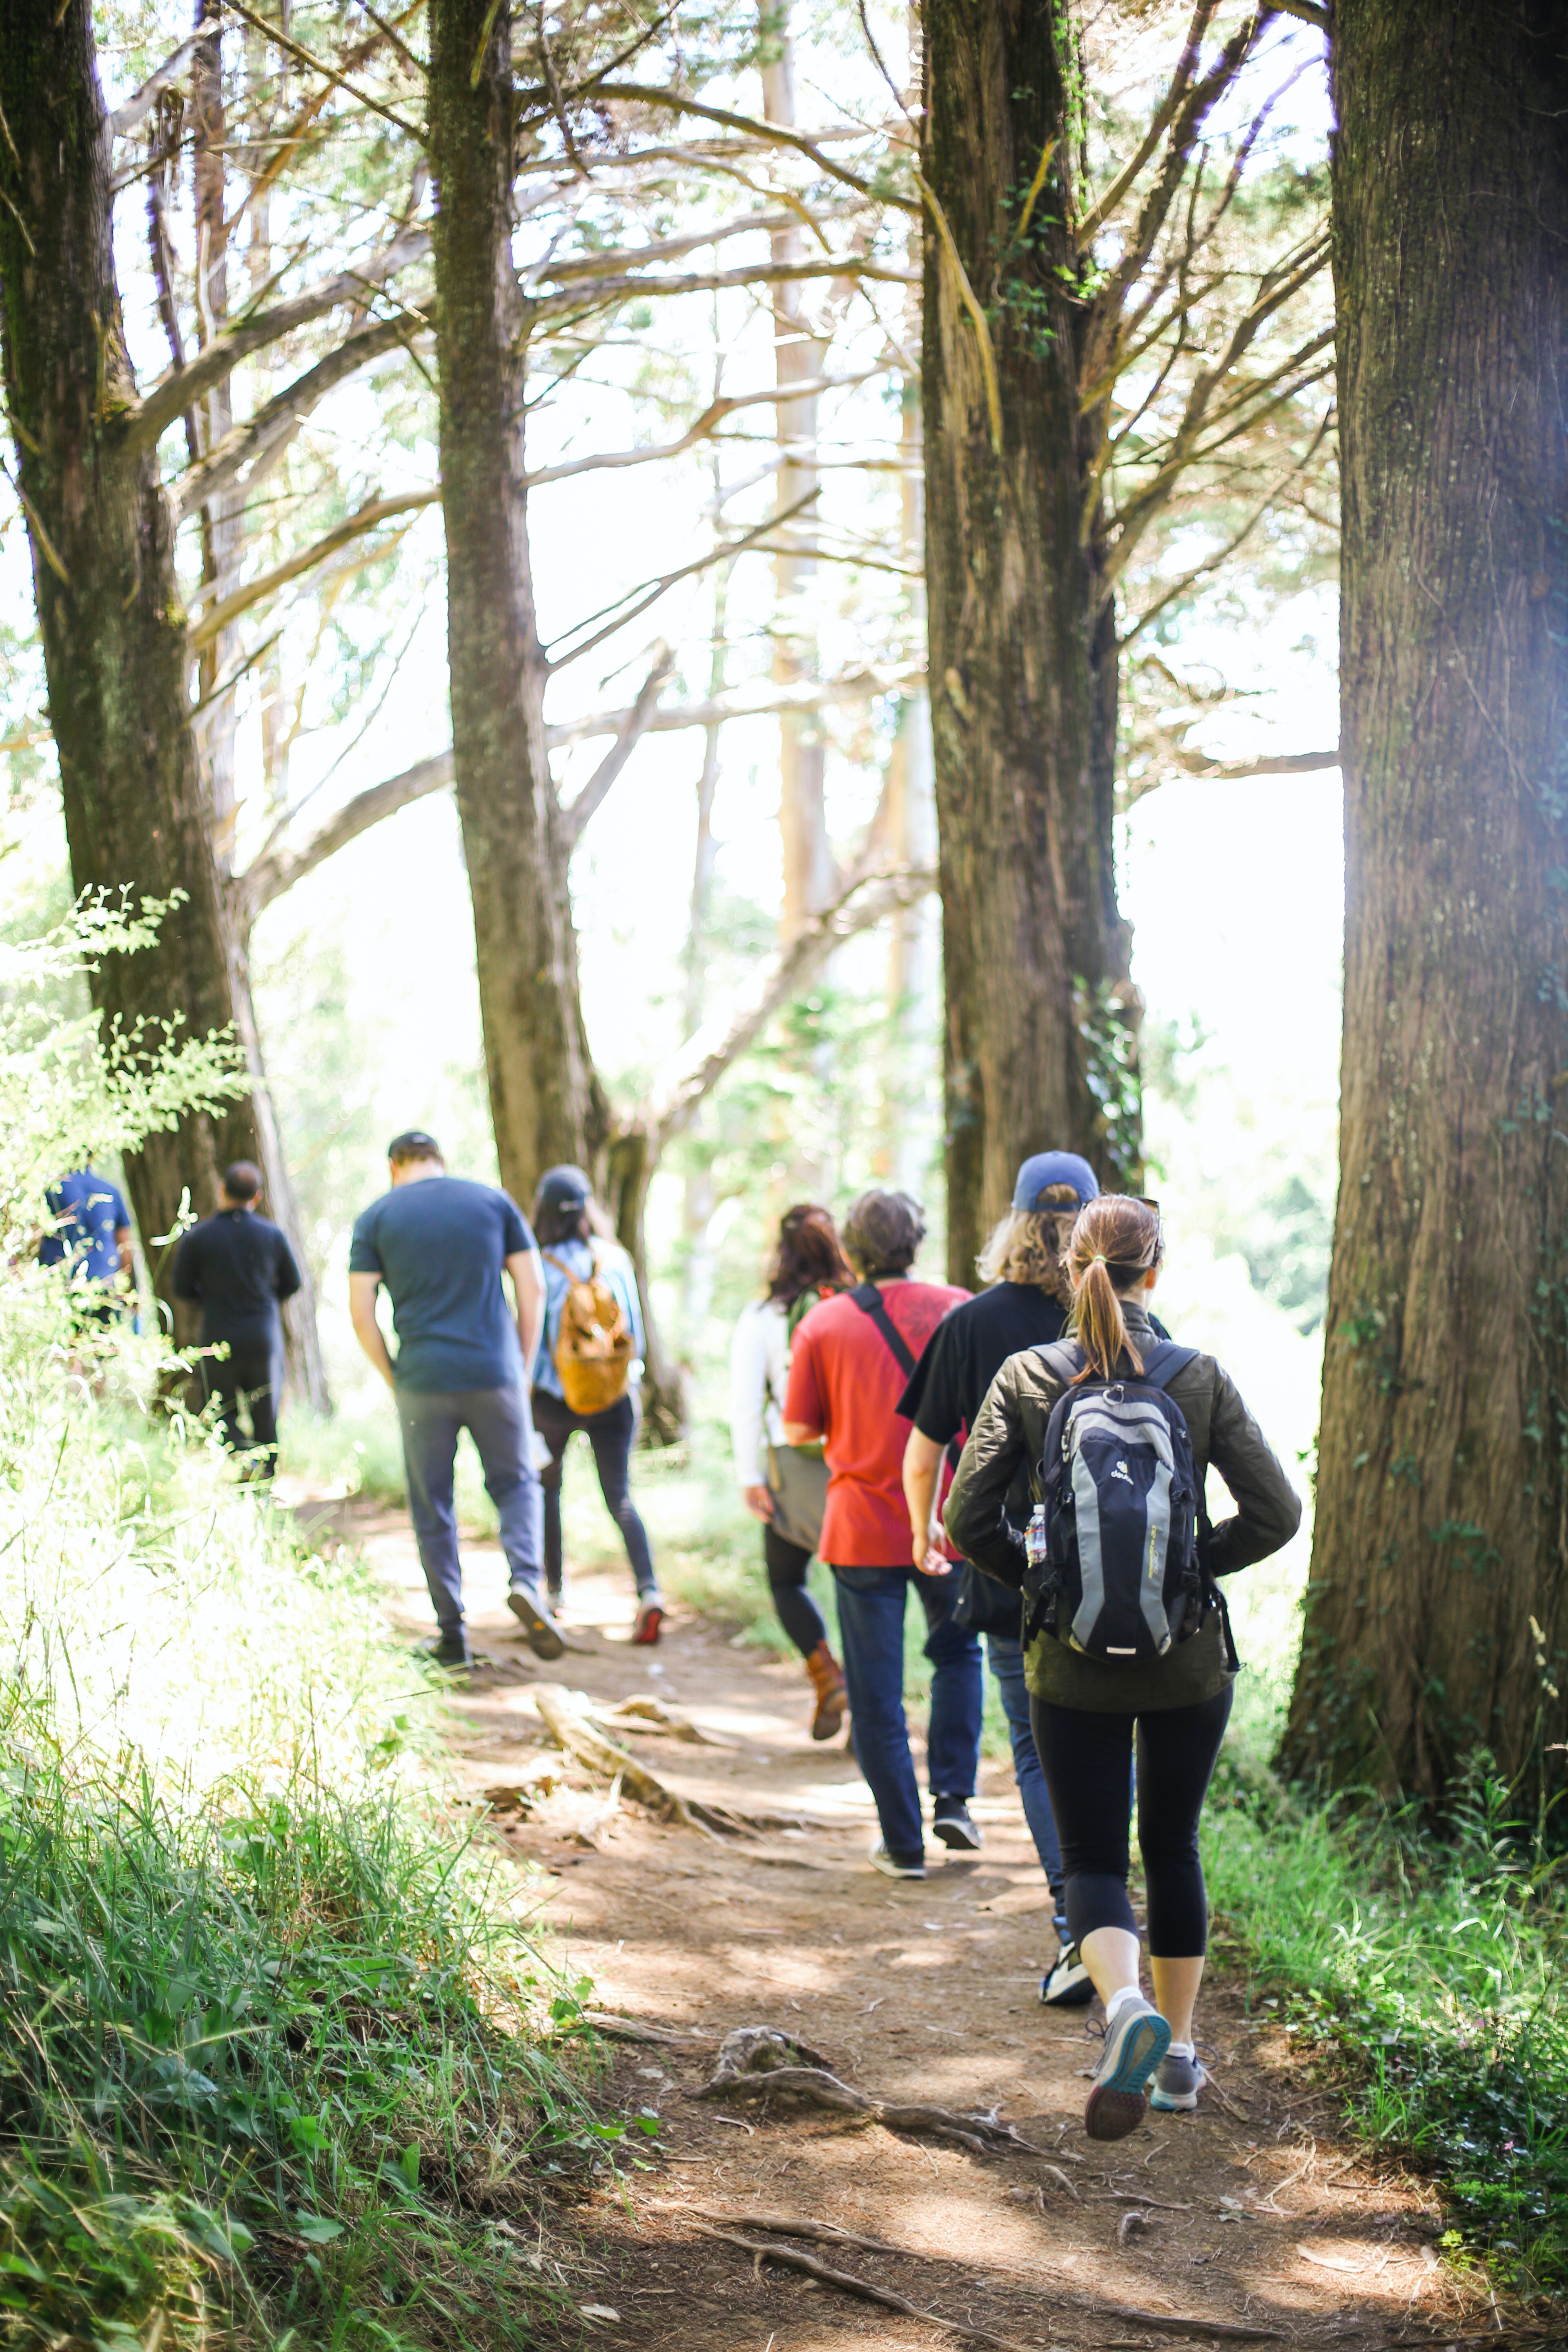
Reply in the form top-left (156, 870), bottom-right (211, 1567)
top-left (1022, 1340), bottom-right (1207, 1662)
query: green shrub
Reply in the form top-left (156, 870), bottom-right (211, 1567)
top-left (1205, 1738), bottom-right (1567, 2298)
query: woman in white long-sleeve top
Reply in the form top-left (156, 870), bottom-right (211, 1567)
top-left (730, 1204), bottom-right (854, 1739)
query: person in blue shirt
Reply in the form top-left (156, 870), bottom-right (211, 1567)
top-left (349, 1130), bottom-right (560, 1670)
top-left (530, 1165), bottom-right (664, 1644)
top-left (39, 1163), bottom-right (134, 1323)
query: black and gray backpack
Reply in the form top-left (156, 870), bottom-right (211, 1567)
top-left (1022, 1339), bottom-right (1218, 1664)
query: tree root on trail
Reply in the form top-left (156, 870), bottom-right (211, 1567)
top-left (683, 2221), bottom-right (1040, 2352)
top-left (653, 2199), bottom-right (1287, 2343)
top-left (688, 2025), bottom-right (1050, 2154)
top-left (577, 2011), bottom-right (719, 2050)
top-left (531, 1686), bottom-right (822, 1835)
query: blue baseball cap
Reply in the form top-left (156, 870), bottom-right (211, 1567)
top-left (1011, 1151), bottom-right (1100, 1212)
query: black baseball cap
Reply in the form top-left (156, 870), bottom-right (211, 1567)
top-left (388, 1130), bottom-right (443, 1163)
top-left (535, 1163), bottom-right (592, 1213)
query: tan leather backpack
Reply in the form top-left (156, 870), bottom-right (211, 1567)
top-left (542, 1247), bottom-right (635, 1414)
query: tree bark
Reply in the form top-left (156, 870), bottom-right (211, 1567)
top-left (428, 0), bottom-right (606, 1208)
top-left (1281, 0), bottom-right (1568, 1808)
top-left (922, 0), bottom-right (1137, 1286)
top-left (0, 0), bottom-right (283, 1335)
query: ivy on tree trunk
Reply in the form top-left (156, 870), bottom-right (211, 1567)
top-left (1282, 0), bottom-right (1568, 1809)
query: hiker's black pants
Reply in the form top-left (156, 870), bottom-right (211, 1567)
top-left (531, 1388), bottom-right (656, 1597)
top-left (199, 1331), bottom-right (281, 1462)
top-left (762, 1523), bottom-right (828, 1658)
top-left (1029, 1685), bottom-right (1232, 1957)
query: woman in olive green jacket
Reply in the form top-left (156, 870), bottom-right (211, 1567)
top-left (945, 1195), bottom-right (1299, 2140)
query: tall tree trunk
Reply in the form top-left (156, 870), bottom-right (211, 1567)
top-left (0, 0), bottom-right (279, 1335)
top-left (1281, 0), bottom-right (1568, 1810)
top-left (922, 0), bottom-right (1135, 1287)
top-left (762, 9), bottom-right (834, 938)
top-left (428, 0), bottom-right (605, 1207)
top-left (190, 1), bottom-right (328, 1410)
top-left (873, 379), bottom-right (937, 1196)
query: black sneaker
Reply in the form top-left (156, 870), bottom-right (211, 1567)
top-left (1040, 1940), bottom-right (1095, 2007)
top-left (507, 1584), bottom-right (567, 1660)
top-left (425, 1630), bottom-right (472, 1669)
top-left (931, 1798), bottom-right (982, 1851)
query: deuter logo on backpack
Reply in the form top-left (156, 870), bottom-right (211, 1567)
top-left (1023, 1341), bottom-right (1205, 1664)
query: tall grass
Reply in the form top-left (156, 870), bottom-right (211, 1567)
top-left (1205, 1733), bottom-right (1567, 2299)
top-left (0, 1296), bottom-right (626, 2352)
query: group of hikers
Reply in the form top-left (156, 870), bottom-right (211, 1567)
top-left (38, 1131), bottom-right (1301, 2143)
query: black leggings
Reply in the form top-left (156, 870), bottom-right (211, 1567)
top-left (531, 1388), bottom-right (657, 1597)
top-left (763, 1523), bottom-right (829, 1658)
top-left (1029, 1686), bottom-right (1233, 1957)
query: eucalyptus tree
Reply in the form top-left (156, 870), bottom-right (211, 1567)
top-left (919, 0), bottom-right (1333, 1277)
top-left (1283, 0), bottom-right (1568, 1809)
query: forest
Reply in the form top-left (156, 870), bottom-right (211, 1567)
top-left (0, 0), bottom-right (1564, 2348)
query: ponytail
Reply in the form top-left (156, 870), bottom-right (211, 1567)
top-left (1065, 1195), bottom-right (1163, 1382)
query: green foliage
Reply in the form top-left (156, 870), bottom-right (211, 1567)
top-left (0, 913), bottom-right (615, 2352)
top-left (1206, 1740), bottom-right (1568, 2298)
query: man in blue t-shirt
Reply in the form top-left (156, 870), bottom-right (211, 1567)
top-left (349, 1130), bottom-right (560, 1669)
top-left (39, 1164), bottom-right (134, 1321)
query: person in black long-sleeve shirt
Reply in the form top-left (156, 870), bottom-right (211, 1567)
top-left (173, 1162), bottom-right (301, 1466)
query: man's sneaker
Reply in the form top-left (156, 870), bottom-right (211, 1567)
top-left (631, 1596), bottom-right (665, 1646)
top-left (1150, 2049), bottom-right (1208, 2112)
top-left (1040, 1940), bottom-right (1095, 2007)
top-left (1085, 1997), bottom-right (1172, 2142)
top-left (931, 1798), bottom-right (982, 1851)
top-left (425, 1630), bottom-right (472, 1670)
top-left (507, 1584), bottom-right (567, 1660)
top-left (869, 1837), bottom-right (926, 1880)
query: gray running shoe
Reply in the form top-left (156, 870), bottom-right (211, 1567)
top-left (507, 1583), bottom-right (567, 1659)
top-left (1085, 1997), bottom-right (1172, 2142)
top-left (1150, 2049), bottom-right (1208, 2111)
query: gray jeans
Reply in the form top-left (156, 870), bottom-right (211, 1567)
top-left (395, 1383), bottom-right (543, 1633)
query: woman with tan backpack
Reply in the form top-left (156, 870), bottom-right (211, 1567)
top-left (530, 1165), bottom-right (664, 1644)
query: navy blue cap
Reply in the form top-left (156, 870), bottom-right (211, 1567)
top-left (1011, 1152), bottom-right (1100, 1212)
top-left (535, 1163), bottom-right (592, 1213)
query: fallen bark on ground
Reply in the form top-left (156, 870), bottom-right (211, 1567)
top-left (653, 2201), bottom-right (904, 2253)
top-left (690, 2059), bottom-right (1048, 2153)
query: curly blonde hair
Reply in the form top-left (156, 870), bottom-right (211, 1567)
top-left (975, 1184), bottom-right (1081, 1305)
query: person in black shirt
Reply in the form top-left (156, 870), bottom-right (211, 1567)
top-left (900, 1151), bottom-right (1118, 2002)
top-left (173, 1161), bottom-right (301, 1470)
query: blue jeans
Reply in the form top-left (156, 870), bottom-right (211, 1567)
top-left (987, 1633), bottom-right (1065, 1919)
top-left (831, 1566), bottom-right (984, 1862)
top-left (395, 1383), bottom-right (543, 1633)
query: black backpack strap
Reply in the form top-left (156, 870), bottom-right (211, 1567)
top-left (1132, 1341), bottom-right (1199, 1392)
top-left (1035, 1339), bottom-right (1085, 1384)
top-left (849, 1282), bottom-right (917, 1378)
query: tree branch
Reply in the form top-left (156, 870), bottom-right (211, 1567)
top-left (546, 490), bottom-right (818, 669)
top-left (521, 375), bottom-right (860, 490)
top-left (1073, 0), bottom-right (1216, 252)
top-left (538, 208), bottom-right (808, 283)
top-left (546, 662), bottom-right (922, 747)
top-left (239, 748), bottom-right (454, 920)
top-left (586, 82), bottom-right (918, 212)
top-left (172, 314), bottom-right (416, 520)
top-left (223, 0), bottom-right (423, 140)
top-left (119, 227), bottom-right (430, 457)
top-left (644, 863), bottom-right (935, 1157)
top-left (559, 642), bottom-right (674, 851)
top-left (1271, 0), bottom-right (1329, 27)
top-left (528, 252), bottom-right (915, 323)
top-left (188, 488), bottom-right (438, 650)
top-left (108, 34), bottom-right (205, 136)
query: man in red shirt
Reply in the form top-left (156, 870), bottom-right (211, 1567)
top-left (784, 1189), bottom-right (975, 1879)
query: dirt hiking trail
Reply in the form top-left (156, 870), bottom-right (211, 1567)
top-left (320, 1499), bottom-right (1494, 2352)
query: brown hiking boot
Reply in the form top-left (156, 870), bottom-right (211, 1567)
top-left (806, 1642), bottom-right (848, 1742)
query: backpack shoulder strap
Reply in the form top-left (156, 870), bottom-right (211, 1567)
top-left (849, 1282), bottom-right (917, 1378)
top-left (1134, 1341), bottom-right (1200, 1394)
top-left (1035, 1339), bottom-right (1085, 1386)
top-left (541, 1250), bottom-right (579, 1283)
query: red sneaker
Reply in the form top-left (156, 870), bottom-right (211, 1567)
top-left (631, 1597), bottom-right (665, 1645)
